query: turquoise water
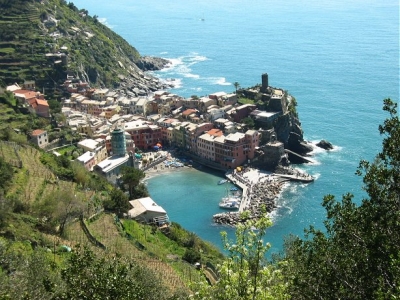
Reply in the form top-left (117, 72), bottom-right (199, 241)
top-left (73, 0), bottom-right (399, 254)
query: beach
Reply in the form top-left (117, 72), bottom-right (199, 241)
top-left (141, 150), bottom-right (192, 179)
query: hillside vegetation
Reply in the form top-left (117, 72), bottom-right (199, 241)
top-left (0, 125), bottom-right (223, 298)
top-left (0, 0), bottom-right (167, 99)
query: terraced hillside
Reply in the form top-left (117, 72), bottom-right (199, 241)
top-left (0, 141), bottom-right (96, 211)
top-left (84, 214), bottom-right (204, 292)
top-left (0, 0), bottom-right (168, 99)
top-left (0, 1), bottom-right (55, 87)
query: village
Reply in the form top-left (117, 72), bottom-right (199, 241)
top-left (6, 73), bottom-right (292, 179)
top-left (5, 73), bottom-right (313, 226)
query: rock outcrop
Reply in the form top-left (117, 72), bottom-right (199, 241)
top-left (316, 140), bottom-right (334, 150)
top-left (136, 56), bottom-right (170, 71)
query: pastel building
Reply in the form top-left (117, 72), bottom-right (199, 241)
top-left (124, 120), bottom-right (162, 150)
top-left (213, 130), bottom-right (261, 169)
top-left (31, 129), bottom-right (49, 148)
top-left (128, 197), bottom-right (168, 225)
top-left (76, 151), bottom-right (96, 171)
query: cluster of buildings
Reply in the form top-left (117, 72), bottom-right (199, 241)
top-left (59, 74), bottom-right (288, 180)
top-left (6, 81), bottom-right (50, 118)
top-left (5, 74), bottom-right (288, 184)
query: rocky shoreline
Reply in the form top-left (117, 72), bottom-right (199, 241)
top-left (213, 178), bottom-right (287, 226)
top-left (213, 168), bottom-right (290, 226)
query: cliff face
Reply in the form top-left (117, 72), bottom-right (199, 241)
top-left (275, 112), bottom-right (313, 155)
top-left (0, 0), bottom-right (170, 98)
top-left (238, 79), bottom-right (313, 169)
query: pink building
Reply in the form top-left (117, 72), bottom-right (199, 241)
top-left (214, 130), bottom-right (261, 169)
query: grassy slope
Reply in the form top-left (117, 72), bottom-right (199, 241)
top-left (0, 142), bottom-right (215, 292)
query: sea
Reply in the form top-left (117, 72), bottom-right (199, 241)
top-left (73, 0), bottom-right (399, 255)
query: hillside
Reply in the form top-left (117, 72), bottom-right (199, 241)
top-left (0, 137), bottom-right (225, 297)
top-left (0, 0), bottom-right (170, 99)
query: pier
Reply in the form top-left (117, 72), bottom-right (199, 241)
top-left (225, 173), bottom-right (249, 213)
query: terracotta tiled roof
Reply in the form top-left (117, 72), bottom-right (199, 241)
top-left (31, 129), bottom-right (45, 136)
top-left (36, 99), bottom-right (49, 106)
top-left (182, 109), bottom-right (196, 116)
top-left (13, 89), bottom-right (37, 100)
top-left (207, 128), bottom-right (224, 137)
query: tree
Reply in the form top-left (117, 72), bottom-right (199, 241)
top-left (283, 98), bottom-right (400, 299)
top-left (233, 82), bottom-right (240, 94)
top-left (192, 210), bottom-right (288, 300)
top-left (34, 187), bottom-right (84, 235)
top-left (103, 187), bottom-right (130, 215)
top-left (242, 116), bottom-right (255, 129)
top-left (120, 166), bottom-right (145, 199)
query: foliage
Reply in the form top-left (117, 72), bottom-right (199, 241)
top-left (283, 98), bottom-right (400, 299)
top-left (182, 248), bottom-right (201, 264)
top-left (0, 156), bottom-right (13, 192)
top-left (0, 0), bottom-right (142, 98)
top-left (0, 239), bottom-right (60, 300)
top-left (191, 211), bottom-right (288, 300)
top-left (0, 240), bottom-right (187, 300)
top-left (32, 186), bottom-right (84, 235)
top-left (238, 97), bottom-right (255, 105)
top-left (103, 187), bottom-right (130, 215)
top-left (165, 222), bottom-right (224, 263)
top-left (119, 166), bottom-right (145, 199)
top-left (40, 152), bottom-right (74, 180)
top-left (55, 246), bottom-right (173, 300)
top-left (287, 95), bottom-right (298, 117)
top-left (47, 99), bottom-right (62, 113)
top-left (233, 82), bottom-right (240, 94)
top-left (242, 116), bottom-right (255, 129)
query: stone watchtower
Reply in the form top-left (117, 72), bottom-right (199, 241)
top-left (261, 73), bottom-right (269, 92)
top-left (111, 128), bottom-right (127, 156)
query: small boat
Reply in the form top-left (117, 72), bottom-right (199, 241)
top-left (218, 179), bottom-right (228, 185)
top-left (230, 187), bottom-right (238, 191)
top-left (219, 198), bottom-right (240, 210)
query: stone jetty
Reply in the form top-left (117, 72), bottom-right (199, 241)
top-left (213, 168), bottom-right (288, 226)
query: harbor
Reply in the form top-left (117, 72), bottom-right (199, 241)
top-left (140, 149), bottom-right (314, 227)
top-left (213, 167), bottom-right (313, 226)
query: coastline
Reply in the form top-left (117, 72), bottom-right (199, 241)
top-left (142, 150), bottom-right (311, 227)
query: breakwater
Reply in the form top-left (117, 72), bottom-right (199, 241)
top-left (213, 169), bottom-right (288, 226)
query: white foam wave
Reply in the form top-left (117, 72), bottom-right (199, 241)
top-left (184, 73), bottom-right (200, 79)
top-left (312, 173), bottom-right (321, 180)
top-left (162, 78), bottom-right (182, 88)
top-left (187, 53), bottom-right (209, 63)
top-left (206, 77), bottom-right (231, 86)
top-left (306, 157), bottom-right (321, 165)
top-left (98, 17), bottom-right (113, 28)
top-left (162, 57), bottom-right (184, 70)
top-left (171, 78), bottom-right (182, 88)
top-left (190, 87), bottom-right (203, 92)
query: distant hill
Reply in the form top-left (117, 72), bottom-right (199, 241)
top-left (0, 0), bottom-right (169, 98)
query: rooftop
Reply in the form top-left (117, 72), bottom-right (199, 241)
top-left (31, 129), bottom-right (45, 136)
top-left (95, 154), bottom-right (130, 173)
